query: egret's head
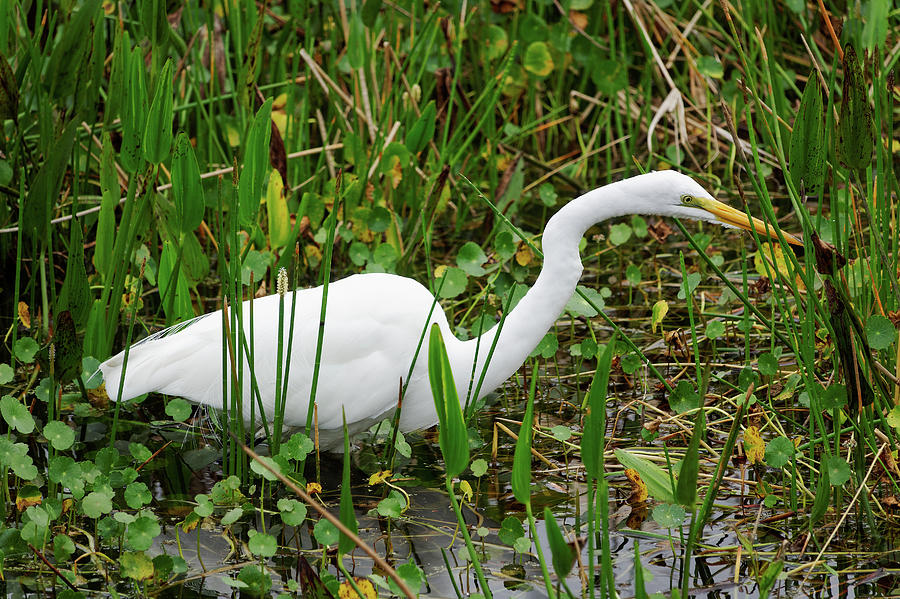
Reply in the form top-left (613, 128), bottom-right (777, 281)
top-left (632, 171), bottom-right (802, 246)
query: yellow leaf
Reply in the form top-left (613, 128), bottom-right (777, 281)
top-left (306, 482), bottom-right (322, 495)
top-left (338, 577), bottom-right (377, 599)
top-left (743, 426), bottom-right (765, 465)
top-left (266, 170), bottom-right (292, 249)
top-left (368, 470), bottom-right (393, 486)
top-left (18, 301), bottom-right (30, 329)
top-left (271, 111), bottom-right (288, 138)
top-left (753, 242), bottom-right (805, 290)
top-left (224, 124), bottom-right (240, 147)
top-left (459, 480), bottom-right (473, 502)
top-left (433, 264), bottom-right (448, 279)
top-left (16, 487), bottom-right (42, 512)
top-left (515, 244), bottom-right (533, 266)
top-left (387, 155), bottom-right (403, 189)
top-left (651, 300), bottom-right (668, 333)
top-left (624, 468), bottom-right (648, 505)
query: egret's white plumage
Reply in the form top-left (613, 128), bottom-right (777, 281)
top-left (100, 171), bottom-right (799, 447)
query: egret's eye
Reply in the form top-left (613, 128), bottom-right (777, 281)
top-left (680, 195), bottom-right (694, 205)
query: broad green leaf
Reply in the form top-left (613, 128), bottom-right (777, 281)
top-left (1, 395), bottom-right (34, 434)
top-left (696, 55), bottom-right (723, 78)
top-left (609, 222), bottom-right (632, 245)
top-left (172, 132), bottom-right (204, 234)
top-left (427, 325), bottom-right (469, 478)
top-left (651, 503), bottom-right (686, 528)
top-left (810, 465), bottom-right (830, 523)
top-left (95, 132), bottom-right (119, 277)
top-left (43, 421), bottom-right (75, 451)
top-left (866, 314), bottom-right (896, 350)
top-left (339, 417), bottom-right (358, 555)
top-left (313, 518), bottom-right (339, 546)
top-left (158, 241), bottom-right (193, 322)
top-left (582, 337), bottom-right (616, 480)
top-left (615, 449), bottom-right (677, 505)
top-left (457, 242), bottom-right (488, 276)
top-left (165, 398), bottom-right (192, 422)
top-left (675, 410), bottom-right (705, 507)
top-left (498, 516), bottom-right (525, 546)
top-left (861, 0), bottom-right (890, 52)
top-left (239, 98), bottom-right (274, 226)
top-left (824, 455), bottom-right (851, 486)
top-left (764, 436), bottom-right (795, 468)
top-left (591, 59), bottom-right (628, 95)
top-left (45, 0), bottom-right (101, 100)
top-left (529, 333), bottom-right (558, 359)
top-left (347, 12), bottom-right (366, 70)
top-left (120, 42), bottom-right (148, 172)
top-left (543, 507), bottom-right (575, 578)
top-left (434, 266), bottom-right (467, 299)
top-left (511, 372), bottom-right (535, 505)
top-left (705, 320), bottom-right (725, 339)
top-left (836, 45), bottom-right (874, 169)
top-left (789, 72), bottom-right (825, 192)
top-left (248, 531), bottom-right (277, 557)
top-left (757, 352), bottom-right (778, 376)
top-left (669, 380), bottom-right (700, 414)
top-left (406, 101), bottom-right (436, 154)
top-left (278, 498), bottom-right (307, 526)
top-left (143, 58), bottom-right (174, 164)
top-left (125, 516), bottom-right (160, 552)
top-left (24, 121), bottom-right (78, 238)
top-left (57, 222), bottom-right (91, 327)
top-left (361, 0), bottom-right (382, 27)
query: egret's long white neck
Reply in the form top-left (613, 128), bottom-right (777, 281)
top-left (458, 178), bottom-right (636, 400)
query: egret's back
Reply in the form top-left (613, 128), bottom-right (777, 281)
top-left (100, 273), bottom-right (456, 438)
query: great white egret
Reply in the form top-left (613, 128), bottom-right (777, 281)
top-left (100, 171), bottom-right (800, 447)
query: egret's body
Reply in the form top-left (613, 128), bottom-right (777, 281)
top-left (100, 171), bottom-right (799, 447)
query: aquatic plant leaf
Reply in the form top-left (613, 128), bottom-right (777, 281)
top-left (836, 45), bottom-right (874, 169)
top-left (339, 415), bottom-right (359, 555)
top-left (24, 120), bottom-right (78, 239)
top-left (764, 436), bottom-right (795, 469)
top-left (427, 325), bottom-right (469, 478)
top-left (347, 12), bottom-right (366, 70)
top-left (248, 531), bottom-right (277, 557)
top-left (675, 409), bottom-right (705, 507)
top-left (313, 518), bottom-right (339, 546)
top-left (810, 465), bottom-right (830, 524)
top-left (511, 372), bottom-right (535, 505)
top-left (523, 41), bottom-right (553, 78)
top-left (120, 551), bottom-right (154, 581)
top-left (543, 507), bottom-right (575, 578)
top-left (866, 314), bottom-right (896, 350)
top-left (582, 337), bottom-right (616, 480)
top-left (43, 421), bottom-right (75, 451)
top-left (143, 58), bottom-right (174, 164)
top-left (0, 49), bottom-right (18, 120)
top-left (267, 169), bottom-right (291, 249)
top-left (172, 132), bottom-right (204, 235)
top-left (1, 395), bottom-right (34, 434)
top-left (239, 97), bottom-right (274, 226)
top-left (789, 71), bottom-right (824, 192)
top-left (651, 503), bottom-right (685, 528)
top-left (406, 101), bottom-right (436, 154)
top-left (615, 449), bottom-right (677, 505)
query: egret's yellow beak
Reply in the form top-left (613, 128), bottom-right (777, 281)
top-left (692, 197), bottom-right (803, 246)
